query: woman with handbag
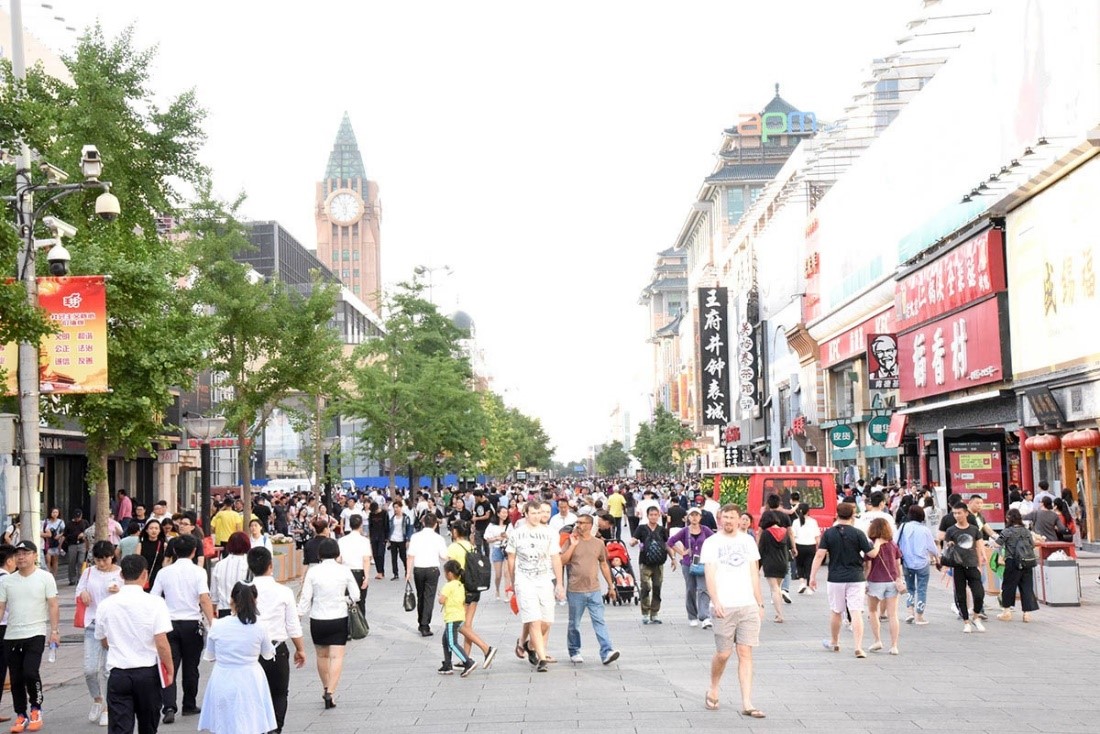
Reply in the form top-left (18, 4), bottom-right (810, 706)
top-left (667, 507), bottom-right (714, 627)
top-left (996, 508), bottom-right (1041, 622)
top-left (137, 519), bottom-right (167, 590)
top-left (297, 538), bottom-right (358, 709)
top-left (75, 540), bottom-right (122, 726)
top-left (864, 518), bottom-right (905, 655)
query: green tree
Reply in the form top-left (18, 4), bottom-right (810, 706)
top-left (186, 186), bottom-right (342, 523)
top-left (2, 26), bottom-right (210, 538)
top-left (345, 282), bottom-right (485, 491)
top-left (633, 406), bottom-right (693, 476)
top-left (596, 440), bottom-right (630, 476)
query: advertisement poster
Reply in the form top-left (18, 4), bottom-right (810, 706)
top-left (948, 440), bottom-right (1005, 523)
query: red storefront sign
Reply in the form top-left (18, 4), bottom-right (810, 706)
top-left (821, 310), bottom-right (896, 368)
top-left (898, 296), bottom-right (1007, 402)
top-left (895, 228), bottom-right (1005, 331)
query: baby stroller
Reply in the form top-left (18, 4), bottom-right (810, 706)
top-left (604, 540), bottom-right (638, 605)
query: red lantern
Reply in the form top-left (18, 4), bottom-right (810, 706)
top-left (1024, 434), bottom-right (1061, 457)
top-left (1076, 429), bottom-right (1100, 448)
top-left (1062, 431), bottom-right (1083, 450)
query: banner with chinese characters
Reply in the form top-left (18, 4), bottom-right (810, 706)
top-left (37, 276), bottom-right (109, 394)
top-left (898, 295), bottom-right (1008, 402)
top-left (895, 228), bottom-right (1005, 332)
top-left (1006, 159), bottom-right (1099, 378)
top-left (698, 287), bottom-right (731, 426)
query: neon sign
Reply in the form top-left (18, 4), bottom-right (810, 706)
top-left (737, 112), bottom-right (818, 142)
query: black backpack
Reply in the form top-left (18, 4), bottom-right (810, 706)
top-left (1007, 530), bottom-right (1038, 569)
top-left (639, 528), bottom-right (668, 566)
top-left (460, 541), bottom-right (491, 592)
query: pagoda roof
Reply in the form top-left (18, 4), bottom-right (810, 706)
top-left (723, 84), bottom-right (807, 136)
top-left (704, 162), bottom-right (783, 184)
top-left (324, 112), bottom-right (367, 181)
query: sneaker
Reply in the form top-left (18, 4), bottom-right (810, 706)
top-left (536, 659), bottom-right (548, 673)
top-left (25, 711), bottom-right (40, 733)
top-left (483, 646), bottom-right (498, 669)
top-left (700, 618), bottom-right (713, 629)
top-left (914, 617), bottom-right (929, 626)
top-left (601, 650), bottom-right (620, 665)
top-left (781, 589), bottom-right (792, 604)
top-left (162, 709), bottom-right (176, 725)
top-left (963, 622), bottom-right (973, 633)
top-left (798, 585), bottom-right (807, 594)
top-left (99, 710), bottom-right (108, 727)
top-left (641, 617), bottom-right (650, 625)
top-left (569, 654), bottom-right (584, 663)
top-left (9, 715), bottom-right (28, 734)
top-left (905, 614), bottom-right (915, 624)
top-left (976, 612), bottom-right (988, 621)
top-left (89, 703), bottom-right (104, 723)
top-left (460, 660), bottom-right (478, 678)
top-left (821, 639), bottom-right (839, 652)
top-left (804, 588), bottom-right (814, 596)
top-left (997, 610), bottom-right (1012, 622)
top-left (649, 617), bottom-right (662, 624)
top-left (972, 619), bottom-right (986, 632)
top-left (888, 646), bottom-right (899, 656)
top-left (437, 665), bottom-right (454, 675)
top-left (689, 619), bottom-right (699, 627)
top-left (868, 641), bottom-right (883, 652)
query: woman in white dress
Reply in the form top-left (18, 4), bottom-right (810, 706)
top-left (199, 582), bottom-right (277, 734)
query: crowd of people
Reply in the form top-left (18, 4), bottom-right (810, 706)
top-left (0, 473), bottom-right (1085, 731)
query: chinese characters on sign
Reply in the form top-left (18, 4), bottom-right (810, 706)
top-left (898, 296), bottom-right (1007, 402)
top-left (895, 228), bottom-right (1006, 331)
top-left (698, 287), bottom-right (731, 426)
top-left (737, 320), bottom-right (760, 416)
top-left (866, 334), bottom-right (899, 390)
top-left (3, 276), bottom-right (110, 395)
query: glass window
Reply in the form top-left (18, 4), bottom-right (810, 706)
top-left (352, 250), bottom-right (360, 260)
top-left (750, 186), bottom-right (764, 205)
top-left (353, 269), bottom-right (360, 277)
top-left (342, 249), bottom-right (350, 261)
top-left (762, 478), bottom-right (826, 510)
top-left (331, 224), bottom-right (338, 238)
top-left (342, 269), bottom-right (350, 279)
top-left (875, 78), bottom-right (899, 101)
top-left (726, 188), bottom-right (745, 224)
top-left (831, 369), bottom-right (857, 419)
top-left (353, 285), bottom-right (359, 293)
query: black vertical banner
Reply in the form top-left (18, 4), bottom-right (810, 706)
top-left (699, 287), bottom-right (731, 426)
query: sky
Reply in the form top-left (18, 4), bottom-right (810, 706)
top-left (7, 0), bottom-right (922, 462)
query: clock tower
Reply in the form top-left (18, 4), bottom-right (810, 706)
top-left (315, 112), bottom-right (382, 313)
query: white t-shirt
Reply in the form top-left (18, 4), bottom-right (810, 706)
top-left (792, 516), bottom-right (821, 545)
top-left (699, 531), bottom-right (760, 609)
top-left (856, 509), bottom-right (896, 534)
top-left (505, 525), bottom-right (559, 583)
top-left (636, 499), bottom-right (662, 524)
top-left (0, 568), bottom-right (59, 640)
top-left (337, 530), bottom-right (373, 571)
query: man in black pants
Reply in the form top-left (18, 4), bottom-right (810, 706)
top-left (149, 534), bottom-right (214, 724)
top-left (0, 540), bottom-right (60, 732)
top-left (406, 513), bottom-right (448, 635)
top-left (248, 547), bottom-right (306, 734)
top-left (95, 555), bottom-right (174, 734)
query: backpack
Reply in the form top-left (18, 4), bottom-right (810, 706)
top-left (1007, 529), bottom-right (1037, 569)
top-left (459, 541), bottom-right (491, 592)
top-left (639, 529), bottom-right (668, 566)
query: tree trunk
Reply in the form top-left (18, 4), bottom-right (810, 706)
top-left (239, 419), bottom-right (253, 528)
top-left (86, 438), bottom-right (111, 541)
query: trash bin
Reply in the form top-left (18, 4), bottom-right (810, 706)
top-left (1037, 558), bottom-right (1081, 606)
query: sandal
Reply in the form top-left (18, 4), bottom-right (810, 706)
top-left (854, 649), bottom-right (867, 658)
top-left (514, 639), bottom-right (526, 659)
top-left (741, 709), bottom-right (766, 719)
top-left (773, 615), bottom-right (784, 623)
top-left (705, 693), bottom-right (720, 711)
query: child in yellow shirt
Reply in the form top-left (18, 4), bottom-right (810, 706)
top-left (438, 560), bottom-right (477, 677)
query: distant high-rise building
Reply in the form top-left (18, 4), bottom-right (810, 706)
top-left (315, 113), bottom-right (382, 313)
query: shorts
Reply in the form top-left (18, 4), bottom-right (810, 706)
top-left (713, 605), bottom-right (761, 652)
top-left (514, 580), bottom-right (555, 624)
top-left (827, 582), bottom-right (867, 614)
top-left (866, 581), bottom-right (899, 600)
top-left (465, 590), bottom-right (482, 605)
top-left (490, 546), bottom-right (506, 563)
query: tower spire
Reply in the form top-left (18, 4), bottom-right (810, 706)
top-left (324, 112), bottom-right (366, 180)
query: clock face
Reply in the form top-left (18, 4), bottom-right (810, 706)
top-left (329, 192), bottom-right (362, 224)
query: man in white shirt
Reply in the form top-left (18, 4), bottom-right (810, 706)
top-left (547, 498), bottom-right (577, 536)
top-left (247, 547), bottom-right (305, 734)
top-left (702, 504), bottom-right (765, 718)
top-left (635, 491), bottom-right (663, 528)
top-left (856, 491), bottom-right (897, 534)
top-left (150, 534), bottom-right (213, 724)
top-left (95, 555), bottom-right (174, 734)
top-left (337, 514), bottom-right (371, 616)
top-left (507, 501), bottom-right (565, 672)
top-left (339, 498), bottom-right (363, 534)
top-left (405, 514), bottom-right (449, 636)
top-left (0, 540), bottom-right (59, 732)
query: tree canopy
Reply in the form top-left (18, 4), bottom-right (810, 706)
top-left (633, 406), bottom-right (693, 476)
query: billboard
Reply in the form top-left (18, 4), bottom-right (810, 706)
top-left (698, 288), bottom-right (731, 425)
top-left (947, 440), bottom-right (1005, 524)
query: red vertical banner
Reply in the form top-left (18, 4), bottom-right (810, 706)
top-left (0, 342), bottom-right (16, 395)
top-left (36, 276), bottom-right (109, 394)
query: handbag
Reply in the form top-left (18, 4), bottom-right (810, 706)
top-left (402, 580), bottom-right (417, 612)
top-left (940, 541), bottom-right (962, 568)
top-left (202, 535), bottom-right (217, 559)
top-left (347, 599), bottom-right (369, 640)
top-left (73, 567), bottom-right (91, 628)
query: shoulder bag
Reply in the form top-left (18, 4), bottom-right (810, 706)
top-left (73, 566), bottom-right (92, 628)
top-left (402, 580), bottom-right (417, 612)
top-left (940, 541), bottom-right (962, 568)
top-left (874, 542), bottom-right (906, 594)
top-left (347, 599), bottom-right (369, 640)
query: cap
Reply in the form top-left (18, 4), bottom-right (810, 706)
top-left (687, 506), bottom-right (703, 516)
top-left (13, 540), bottom-right (37, 554)
top-left (695, 495), bottom-right (706, 504)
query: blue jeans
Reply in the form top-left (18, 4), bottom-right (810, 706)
top-left (84, 623), bottom-right (108, 699)
top-left (904, 565), bottom-right (931, 615)
top-left (566, 590), bottom-right (614, 658)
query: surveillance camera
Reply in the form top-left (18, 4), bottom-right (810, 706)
top-left (39, 162), bottom-right (70, 184)
top-left (80, 145), bottom-right (103, 180)
top-left (46, 242), bottom-right (71, 276)
top-left (41, 216), bottom-right (78, 239)
top-left (95, 191), bottom-right (120, 222)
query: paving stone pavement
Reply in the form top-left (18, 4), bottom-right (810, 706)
top-left (25, 550), bottom-right (1100, 733)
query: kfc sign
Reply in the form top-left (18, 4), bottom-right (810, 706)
top-left (896, 228), bottom-right (1005, 331)
top-left (898, 295), bottom-right (1009, 401)
top-left (822, 311), bottom-right (896, 368)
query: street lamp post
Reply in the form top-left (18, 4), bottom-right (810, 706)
top-left (183, 414), bottom-right (227, 538)
top-left (6, 0), bottom-right (121, 541)
top-left (412, 264), bottom-right (452, 304)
